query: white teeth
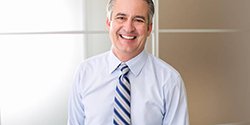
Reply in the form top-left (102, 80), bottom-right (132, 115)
top-left (121, 35), bottom-right (136, 40)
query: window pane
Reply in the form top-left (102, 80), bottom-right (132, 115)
top-left (0, 0), bottom-right (83, 32)
top-left (86, 0), bottom-right (108, 31)
top-left (85, 34), bottom-right (111, 58)
top-left (0, 35), bottom-right (84, 125)
top-left (159, 32), bottom-right (250, 124)
top-left (159, 0), bottom-right (250, 29)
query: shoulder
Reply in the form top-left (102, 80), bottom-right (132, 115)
top-left (77, 51), bottom-right (110, 74)
top-left (147, 53), bottom-right (182, 86)
top-left (148, 54), bottom-right (180, 75)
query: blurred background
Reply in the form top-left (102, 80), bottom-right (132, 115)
top-left (0, 0), bottom-right (249, 125)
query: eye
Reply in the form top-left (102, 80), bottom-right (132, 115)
top-left (118, 17), bottom-right (124, 19)
top-left (135, 19), bottom-right (144, 23)
top-left (134, 18), bottom-right (145, 23)
top-left (115, 16), bottom-right (126, 21)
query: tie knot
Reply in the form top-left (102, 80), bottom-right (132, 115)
top-left (120, 63), bottom-right (129, 75)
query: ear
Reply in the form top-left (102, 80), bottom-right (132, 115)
top-left (106, 18), bottom-right (111, 30)
top-left (147, 23), bottom-right (153, 36)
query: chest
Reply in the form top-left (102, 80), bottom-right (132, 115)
top-left (81, 75), bottom-right (165, 125)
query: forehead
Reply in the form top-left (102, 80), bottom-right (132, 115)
top-left (112, 0), bottom-right (149, 17)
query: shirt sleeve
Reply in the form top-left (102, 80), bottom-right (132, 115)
top-left (67, 65), bottom-right (85, 125)
top-left (162, 75), bottom-right (190, 125)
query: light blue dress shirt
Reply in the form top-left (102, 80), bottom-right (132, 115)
top-left (68, 50), bottom-right (189, 125)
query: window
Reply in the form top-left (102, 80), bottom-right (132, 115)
top-left (0, 0), bottom-right (84, 125)
top-left (0, 0), bottom-right (157, 124)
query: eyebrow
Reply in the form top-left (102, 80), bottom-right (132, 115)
top-left (115, 12), bottom-right (146, 21)
top-left (115, 12), bottom-right (126, 17)
top-left (134, 16), bottom-right (146, 21)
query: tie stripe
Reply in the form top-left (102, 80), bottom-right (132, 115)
top-left (114, 98), bottom-right (130, 117)
top-left (119, 76), bottom-right (130, 94)
top-left (115, 87), bottom-right (130, 106)
top-left (113, 63), bottom-right (131, 125)
top-left (114, 109), bottom-right (129, 125)
top-left (115, 92), bottom-right (130, 112)
top-left (116, 83), bottom-right (130, 104)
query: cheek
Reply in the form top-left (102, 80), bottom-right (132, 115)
top-left (138, 29), bottom-right (150, 37)
top-left (137, 25), bottom-right (150, 34)
top-left (110, 22), bottom-right (120, 31)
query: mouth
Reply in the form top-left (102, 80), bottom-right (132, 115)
top-left (119, 34), bottom-right (137, 40)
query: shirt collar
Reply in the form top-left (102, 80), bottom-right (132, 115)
top-left (108, 51), bottom-right (122, 74)
top-left (108, 50), bottom-right (148, 77)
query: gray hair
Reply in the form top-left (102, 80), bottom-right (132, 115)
top-left (106, 0), bottom-right (155, 24)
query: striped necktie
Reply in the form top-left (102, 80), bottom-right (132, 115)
top-left (113, 63), bottom-right (131, 125)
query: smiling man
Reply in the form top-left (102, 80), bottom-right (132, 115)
top-left (67, 0), bottom-right (189, 125)
top-left (106, 0), bottom-right (152, 62)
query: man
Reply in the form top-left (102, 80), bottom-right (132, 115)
top-left (67, 0), bottom-right (189, 124)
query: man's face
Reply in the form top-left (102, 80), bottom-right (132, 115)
top-left (106, 0), bottom-right (152, 60)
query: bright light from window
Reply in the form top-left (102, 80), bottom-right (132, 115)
top-left (0, 0), bottom-right (83, 32)
top-left (0, 35), bottom-right (84, 125)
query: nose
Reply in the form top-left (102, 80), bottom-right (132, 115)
top-left (123, 20), bottom-right (135, 33)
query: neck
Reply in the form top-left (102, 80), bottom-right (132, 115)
top-left (112, 49), bottom-right (143, 62)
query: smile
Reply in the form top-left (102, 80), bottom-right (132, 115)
top-left (120, 34), bottom-right (137, 40)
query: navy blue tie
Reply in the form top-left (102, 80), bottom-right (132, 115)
top-left (113, 63), bottom-right (131, 125)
